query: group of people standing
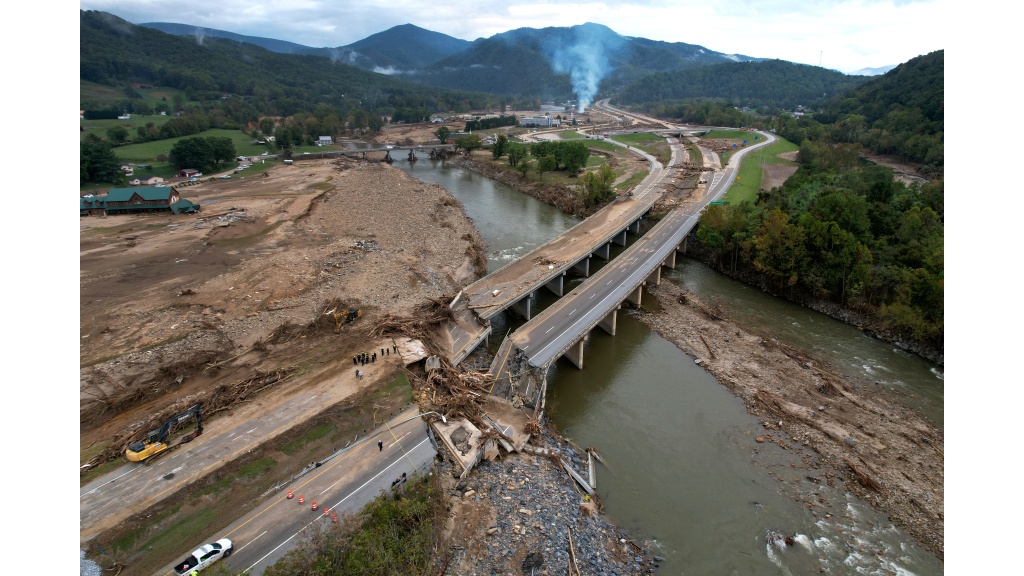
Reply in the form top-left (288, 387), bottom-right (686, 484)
top-left (352, 344), bottom-right (399, 367)
top-left (353, 344), bottom-right (401, 379)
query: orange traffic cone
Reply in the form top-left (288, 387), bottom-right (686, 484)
top-left (312, 500), bottom-right (318, 511)
top-left (332, 513), bottom-right (338, 523)
top-left (323, 506), bottom-right (330, 516)
top-left (299, 495), bottom-right (305, 505)
top-left (287, 490), bottom-right (293, 499)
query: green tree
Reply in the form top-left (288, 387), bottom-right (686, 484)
top-left (80, 139), bottom-right (126, 185)
top-left (206, 136), bottom-right (236, 167)
top-left (491, 135), bottom-right (509, 159)
top-left (561, 141), bottom-right (590, 174)
top-left (454, 134), bottom-right (483, 154)
top-left (434, 126), bottom-right (451, 145)
top-left (536, 154), bottom-right (557, 180)
top-left (581, 163), bottom-right (616, 207)
top-left (106, 125), bottom-right (129, 145)
top-left (507, 143), bottom-right (527, 167)
top-left (751, 208), bottom-right (807, 292)
top-left (169, 136), bottom-right (214, 171)
top-left (259, 117), bottom-right (276, 135)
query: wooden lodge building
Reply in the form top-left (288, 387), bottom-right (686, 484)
top-left (80, 187), bottom-right (201, 216)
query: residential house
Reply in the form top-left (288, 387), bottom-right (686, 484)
top-left (177, 169), bottom-right (201, 178)
top-left (141, 175), bottom-right (165, 186)
top-left (317, 136), bottom-right (333, 146)
top-left (128, 178), bottom-right (141, 186)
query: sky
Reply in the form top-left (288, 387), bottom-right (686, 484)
top-left (78, 0), bottom-right (951, 74)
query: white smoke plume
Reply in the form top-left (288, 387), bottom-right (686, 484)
top-left (544, 25), bottom-right (624, 113)
top-left (193, 28), bottom-right (206, 46)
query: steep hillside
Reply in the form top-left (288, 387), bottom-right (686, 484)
top-left (140, 21), bottom-right (326, 55)
top-left (339, 24), bottom-right (471, 73)
top-left (614, 59), bottom-right (870, 110)
top-left (81, 10), bottom-right (489, 115)
top-left (411, 22), bottom-right (763, 104)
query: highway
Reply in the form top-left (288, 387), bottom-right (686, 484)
top-left (499, 118), bottom-right (776, 371)
top-left (154, 408), bottom-right (436, 576)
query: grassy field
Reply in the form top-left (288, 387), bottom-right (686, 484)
top-left (703, 129), bottom-right (754, 140)
top-left (113, 129), bottom-right (269, 162)
top-left (609, 132), bottom-right (671, 166)
top-left (724, 136), bottom-right (799, 204)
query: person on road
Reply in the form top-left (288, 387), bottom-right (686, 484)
top-left (378, 440), bottom-right (383, 451)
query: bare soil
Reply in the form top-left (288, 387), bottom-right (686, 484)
top-left (80, 158), bottom-right (486, 457)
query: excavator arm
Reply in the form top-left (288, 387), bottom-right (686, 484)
top-left (126, 404), bottom-right (203, 462)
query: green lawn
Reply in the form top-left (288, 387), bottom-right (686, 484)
top-left (702, 129), bottom-right (752, 139)
top-left (724, 136), bottom-right (799, 204)
top-left (113, 129), bottom-right (269, 162)
top-left (81, 114), bottom-right (175, 142)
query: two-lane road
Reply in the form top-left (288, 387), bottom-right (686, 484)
top-left (155, 408), bottom-right (436, 576)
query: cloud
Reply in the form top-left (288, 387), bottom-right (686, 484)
top-left (79, 0), bottom-right (950, 72)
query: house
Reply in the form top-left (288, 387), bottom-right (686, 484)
top-left (128, 178), bottom-right (141, 186)
top-left (177, 169), bottom-right (201, 178)
top-left (430, 117), bottom-right (444, 124)
top-left (317, 136), bottom-right (333, 146)
top-left (117, 113), bottom-right (131, 120)
top-left (79, 187), bottom-right (200, 216)
top-left (121, 165), bottom-right (134, 177)
top-left (141, 175), bottom-right (164, 186)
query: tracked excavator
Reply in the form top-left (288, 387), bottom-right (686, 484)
top-left (125, 403), bottom-right (203, 462)
top-left (325, 307), bottom-right (361, 333)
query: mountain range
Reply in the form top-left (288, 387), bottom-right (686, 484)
top-left (84, 10), bottom-right (902, 116)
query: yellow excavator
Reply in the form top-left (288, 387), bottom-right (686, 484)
top-left (326, 307), bottom-right (361, 333)
top-left (125, 404), bottom-right (203, 462)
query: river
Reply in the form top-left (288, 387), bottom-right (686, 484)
top-left (395, 157), bottom-right (944, 575)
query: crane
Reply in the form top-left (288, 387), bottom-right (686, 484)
top-left (125, 403), bottom-right (203, 463)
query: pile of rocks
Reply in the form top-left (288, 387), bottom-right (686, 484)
top-left (436, 424), bottom-right (657, 575)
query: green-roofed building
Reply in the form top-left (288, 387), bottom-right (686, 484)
top-left (79, 187), bottom-right (201, 216)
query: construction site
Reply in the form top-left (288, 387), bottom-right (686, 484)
top-left (79, 119), bottom-right (667, 573)
top-left (80, 116), bottom-right (942, 574)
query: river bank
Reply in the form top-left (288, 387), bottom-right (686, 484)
top-left (637, 280), bottom-right (944, 560)
top-left (445, 151), bottom-right (944, 561)
top-left (682, 240), bottom-right (944, 366)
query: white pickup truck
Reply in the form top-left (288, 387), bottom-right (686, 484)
top-left (173, 538), bottom-right (233, 574)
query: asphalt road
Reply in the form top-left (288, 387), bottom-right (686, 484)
top-left (508, 126), bottom-right (776, 368)
top-left (155, 407), bottom-right (436, 576)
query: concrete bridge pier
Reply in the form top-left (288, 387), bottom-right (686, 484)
top-left (545, 272), bottom-right (566, 296)
top-left (663, 250), bottom-right (676, 270)
top-left (646, 266), bottom-right (661, 287)
top-left (593, 243), bottom-right (611, 261)
top-left (626, 282), bottom-right (645, 308)
top-left (612, 229), bottom-right (628, 247)
top-left (628, 219), bottom-right (642, 235)
top-left (564, 332), bottom-right (589, 369)
top-left (598, 306), bottom-right (619, 336)
top-left (572, 256), bottom-right (591, 277)
top-left (510, 292), bottom-right (534, 320)
top-left (676, 237), bottom-right (687, 254)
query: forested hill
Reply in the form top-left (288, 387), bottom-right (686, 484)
top-left (613, 59), bottom-right (870, 110)
top-left (813, 50), bottom-right (943, 168)
top-left (80, 10), bottom-right (489, 116)
top-left (142, 22), bottom-right (473, 73)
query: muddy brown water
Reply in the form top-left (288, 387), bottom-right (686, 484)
top-left (395, 158), bottom-right (943, 574)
